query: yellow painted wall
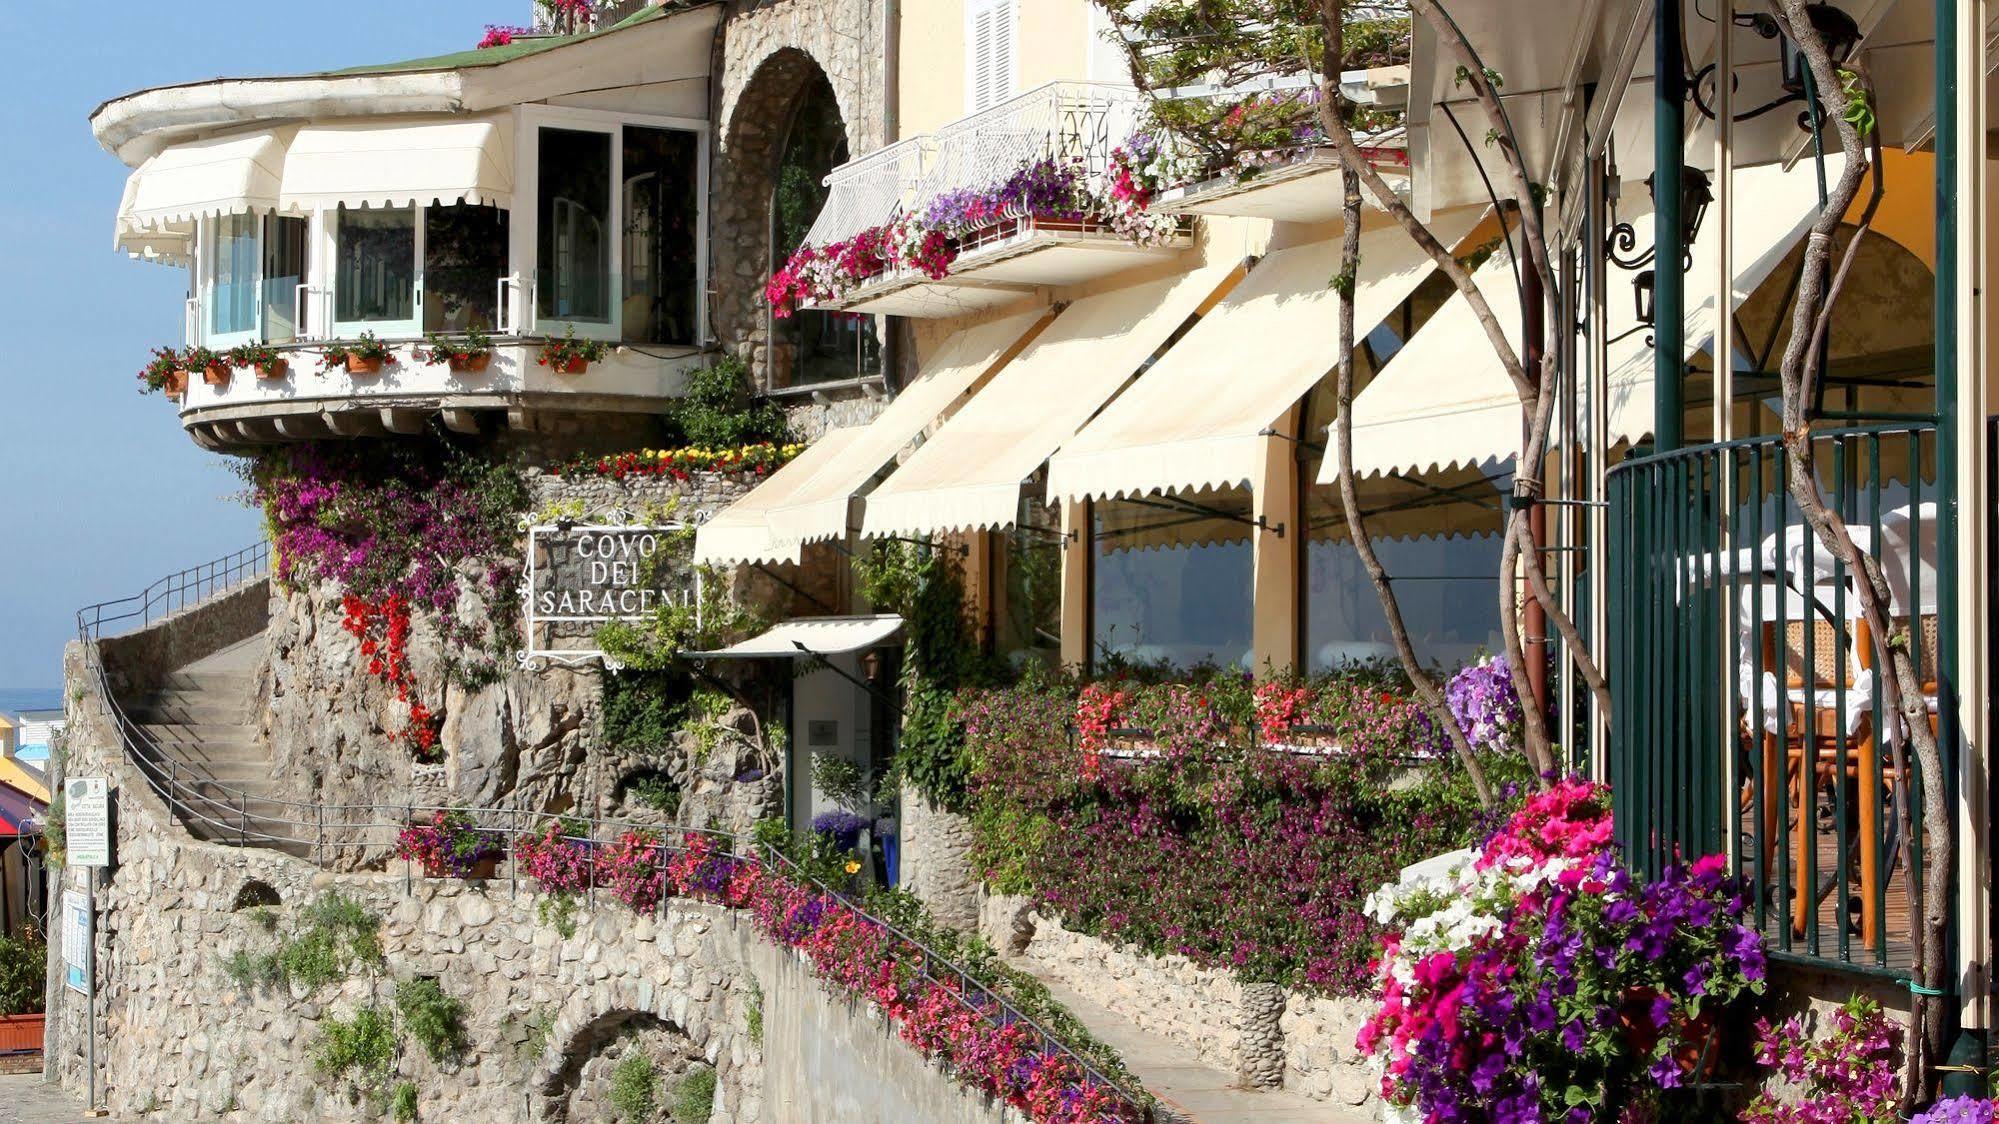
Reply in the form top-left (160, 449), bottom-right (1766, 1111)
top-left (896, 0), bottom-right (1095, 137)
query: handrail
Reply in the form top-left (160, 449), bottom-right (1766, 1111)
top-left (71, 547), bottom-right (1153, 1118)
top-left (1606, 421), bottom-right (1938, 474)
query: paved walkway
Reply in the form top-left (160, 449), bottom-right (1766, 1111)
top-left (1017, 967), bottom-right (1374, 1124)
top-left (0, 1073), bottom-right (106, 1123)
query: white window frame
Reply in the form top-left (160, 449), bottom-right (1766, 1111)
top-left (966, 0), bottom-right (1019, 114)
top-left (324, 203), bottom-right (424, 340)
top-left (516, 104), bottom-right (711, 346)
top-left (199, 213), bottom-right (265, 350)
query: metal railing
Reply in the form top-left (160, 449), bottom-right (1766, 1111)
top-left (916, 81), bottom-right (1142, 206)
top-left (1607, 423), bottom-right (1948, 975)
top-left (71, 547), bottom-right (1153, 1118)
top-left (799, 136), bottom-right (934, 250)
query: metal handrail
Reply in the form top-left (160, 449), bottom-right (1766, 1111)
top-left (71, 548), bottom-right (1153, 1117)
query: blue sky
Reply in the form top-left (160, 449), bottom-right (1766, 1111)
top-left (0, 0), bottom-right (510, 687)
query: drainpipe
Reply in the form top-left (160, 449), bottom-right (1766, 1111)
top-left (1653, 0), bottom-right (1685, 453)
top-left (1523, 243), bottom-right (1550, 727)
top-left (881, 0), bottom-right (907, 394)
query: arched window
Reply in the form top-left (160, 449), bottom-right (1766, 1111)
top-left (770, 74), bottom-right (882, 387)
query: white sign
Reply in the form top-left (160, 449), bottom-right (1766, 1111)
top-left (65, 777), bottom-right (110, 867)
top-left (62, 889), bottom-right (88, 994)
top-left (520, 521), bottom-right (699, 670)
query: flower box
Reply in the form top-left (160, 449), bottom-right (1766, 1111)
top-left (0, 1013), bottom-right (44, 1054)
top-left (346, 355), bottom-right (384, 376)
top-left (163, 369), bottom-right (187, 399)
top-left (201, 363), bottom-right (231, 386)
top-left (555, 357), bottom-right (588, 375)
top-left (449, 354), bottom-right (492, 374)
top-left (255, 359), bottom-right (289, 380)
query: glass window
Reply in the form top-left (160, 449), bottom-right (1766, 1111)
top-left (423, 204), bottom-right (509, 333)
top-left (1303, 499), bottom-right (1505, 673)
top-left (261, 215), bottom-right (308, 342)
top-left (1092, 488), bottom-right (1255, 671)
top-left (771, 75), bottom-right (882, 386)
top-left (995, 497), bottom-right (1064, 665)
top-left (334, 206), bottom-right (416, 326)
top-left (210, 213), bottom-right (258, 337)
top-left (537, 127), bottom-right (613, 326)
top-left (622, 126), bottom-right (700, 346)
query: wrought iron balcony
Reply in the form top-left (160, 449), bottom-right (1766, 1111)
top-left (800, 135), bottom-right (933, 251)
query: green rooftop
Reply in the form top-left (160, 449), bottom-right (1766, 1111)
top-left (326, 5), bottom-right (670, 76)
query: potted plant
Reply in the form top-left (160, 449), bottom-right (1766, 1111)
top-left (419, 326), bottom-right (495, 373)
top-left (393, 810), bottom-right (505, 879)
top-left (184, 346), bottom-right (229, 386)
top-left (137, 346), bottom-right (187, 399)
top-left (227, 342), bottom-right (289, 380)
top-left (319, 331), bottom-right (397, 376)
top-left (536, 328), bottom-right (610, 375)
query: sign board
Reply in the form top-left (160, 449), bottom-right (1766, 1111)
top-left (520, 521), bottom-right (699, 670)
top-left (62, 889), bottom-right (88, 994)
top-left (65, 777), bottom-right (110, 867)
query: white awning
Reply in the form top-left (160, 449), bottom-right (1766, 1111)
top-left (1046, 209), bottom-right (1481, 504)
top-left (278, 114), bottom-right (514, 212)
top-left (765, 310), bottom-right (1050, 545)
top-left (113, 171), bottom-right (193, 265)
top-left (1332, 160), bottom-right (1832, 480)
top-left (116, 126), bottom-right (292, 233)
top-left (691, 427), bottom-right (876, 566)
top-left (860, 260), bottom-right (1241, 537)
top-left (684, 615), bottom-right (904, 659)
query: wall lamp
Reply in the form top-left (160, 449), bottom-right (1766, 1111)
top-left (1690, 3), bottom-right (1862, 127)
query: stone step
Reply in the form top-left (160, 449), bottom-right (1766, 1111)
top-left (127, 696), bottom-right (257, 724)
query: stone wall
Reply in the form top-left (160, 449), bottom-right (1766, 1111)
top-left (899, 791), bottom-right (981, 932)
top-left (977, 896), bottom-right (1380, 1109)
top-left (47, 638), bottom-right (1020, 1123)
top-left (98, 579), bottom-right (268, 696)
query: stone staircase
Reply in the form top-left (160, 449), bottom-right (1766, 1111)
top-left (118, 637), bottom-right (285, 846)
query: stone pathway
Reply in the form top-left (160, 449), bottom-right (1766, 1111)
top-left (0, 1073), bottom-right (109, 1123)
top-left (1017, 968), bottom-right (1374, 1124)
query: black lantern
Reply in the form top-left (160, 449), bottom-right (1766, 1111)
top-left (1607, 166), bottom-right (1712, 274)
top-left (1633, 269), bottom-right (1657, 328)
top-left (1779, 4), bottom-right (1863, 95)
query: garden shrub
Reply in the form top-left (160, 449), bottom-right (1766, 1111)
top-left (671, 1065), bottom-right (716, 1124)
top-left (314, 1004), bottom-right (398, 1089)
top-left (672, 354), bottom-right (789, 449)
top-left (602, 670), bottom-right (694, 754)
top-left (391, 1080), bottom-right (419, 1122)
top-left (0, 934), bottom-right (46, 1014)
top-left (609, 1052), bottom-right (659, 1122)
top-left (959, 673), bottom-right (1521, 995)
top-left (226, 892), bottom-right (384, 992)
top-left (394, 976), bottom-right (468, 1063)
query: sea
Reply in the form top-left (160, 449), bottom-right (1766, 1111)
top-left (0, 688), bottom-right (63, 716)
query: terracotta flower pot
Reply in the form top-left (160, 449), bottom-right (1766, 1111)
top-left (202, 363), bottom-right (231, 386)
top-left (256, 359), bottom-right (289, 380)
top-left (558, 356), bottom-right (589, 375)
top-left (448, 354), bottom-right (492, 374)
top-left (346, 355), bottom-right (384, 375)
top-left (165, 370), bottom-right (188, 399)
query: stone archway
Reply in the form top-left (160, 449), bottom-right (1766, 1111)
top-left (538, 1009), bottom-right (709, 1123)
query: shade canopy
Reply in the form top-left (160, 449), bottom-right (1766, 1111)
top-left (684, 615), bottom-right (904, 659)
top-left (764, 310), bottom-right (1051, 545)
top-left (691, 426), bottom-right (876, 566)
top-left (1332, 160), bottom-right (1831, 480)
top-left (1046, 210), bottom-right (1481, 504)
top-left (860, 261), bottom-right (1241, 537)
top-left (278, 113), bottom-right (514, 212)
top-left (114, 126), bottom-right (293, 256)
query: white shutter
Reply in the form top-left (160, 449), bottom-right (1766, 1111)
top-left (967, 0), bottom-right (1016, 112)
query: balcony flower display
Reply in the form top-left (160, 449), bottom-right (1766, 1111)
top-left (1739, 994), bottom-right (1902, 1123)
top-left (138, 346), bottom-right (187, 398)
top-left (536, 328), bottom-right (609, 374)
top-left (184, 346), bottom-right (228, 386)
top-left (226, 342), bottom-right (289, 380)
top-left (319, 332), bottom-right (397, 376)
top-left (418, 327), bottom-right (494, 374)
top-left (1357, 779), bottom-right (1766, 1122)
top-left (594, 829), bottom-right (668, 913)
top-left (561, 442), bottom-right (804, 481)
top-left (394, 810), bottom-right (503, 878)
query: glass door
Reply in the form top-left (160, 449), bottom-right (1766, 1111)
top-left (205, 213), bottom-right (261, 348)
top-left (331, 205), bottom-right (419, 339)
top-left (535, 125), bottom-right (616, 339)
top-left (261, 215), bottom-right (309, 342)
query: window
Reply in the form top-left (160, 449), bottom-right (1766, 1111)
top-left (260, 215), bottom-right (309, 342)
top-left (770, 75), bottom-right (882, 386)
top-left (967, 0), bottom-right (1018, 113)
top-left (333, 206), bottom-right (417, 333)
top-left (423, 204), bottom-right (509, 333)
top-left (994, 496), bottom-right (1064, 666)
top-left (622, 126), bottom-right (700, 347)
top-left (528, 113), bottom-right (707, 343)
top-left (208, 213), bottom-right (259, 341)
top-left (1092, 488), bottom-right (1255, 671)
top-left (537, 126), bottom-right (614, 329)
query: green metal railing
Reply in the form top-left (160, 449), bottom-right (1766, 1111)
top-left (1608, 423), bottom-right (1948, 975)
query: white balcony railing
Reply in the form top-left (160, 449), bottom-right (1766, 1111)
top-left (799, 135), bottom-right (934, 249)
top-left (914, 81), bottom-right (1142, 207)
